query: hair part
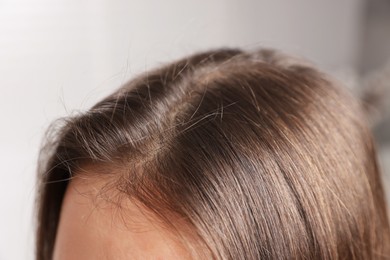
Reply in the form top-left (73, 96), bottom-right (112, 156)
top-left (36, 48), bottom-right (390, 259)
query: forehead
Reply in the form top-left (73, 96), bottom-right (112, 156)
top-left (52, 174), bottom-right (191, 259)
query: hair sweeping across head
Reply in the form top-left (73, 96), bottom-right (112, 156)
top-left (36, 48), bottom-right (390, 259)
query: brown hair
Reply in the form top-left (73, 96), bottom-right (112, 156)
top-left (36, 48), bottom-right (390, 259)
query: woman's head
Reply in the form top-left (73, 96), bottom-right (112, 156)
top-left (36, 48), bottom-right (390, 259)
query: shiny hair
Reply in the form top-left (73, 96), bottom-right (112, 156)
top-left (36, 48), bottom-right (390, 259)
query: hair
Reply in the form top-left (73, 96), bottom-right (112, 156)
top-left (36, 48), bottom-right (390, 259)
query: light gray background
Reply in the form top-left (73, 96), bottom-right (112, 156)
top-left (1, 0), bottom-right (389, 259)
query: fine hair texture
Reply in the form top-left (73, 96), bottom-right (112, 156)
top-left (36, 48), bottom-right (390, 259)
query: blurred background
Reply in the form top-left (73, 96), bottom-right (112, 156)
top-left (0, 0), bottom-right (389, 259)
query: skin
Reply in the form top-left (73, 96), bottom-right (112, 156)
top-left (52, 173), bottom-right (192, 260)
